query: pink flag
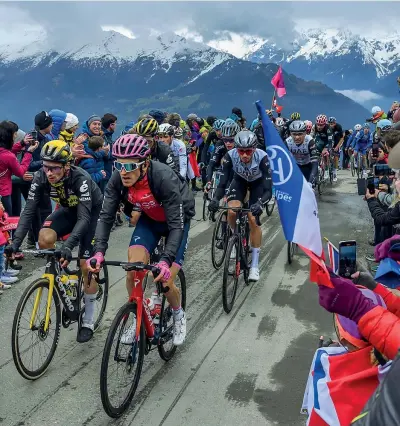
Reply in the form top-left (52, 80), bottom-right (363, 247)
top-left (271, 66), bottom-right (286, 98)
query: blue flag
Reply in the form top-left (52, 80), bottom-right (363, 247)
top-left (256, 100), bottom-right (322, 256)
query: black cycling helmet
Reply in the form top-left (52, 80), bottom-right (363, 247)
top-left (328, 116), bottom-right (337, 124)
top-left (289, 120), bottom-right (307, 133)
top-left (234, 130), bottom-right (258, 148)
top-left (206, 116), bottom-right (217, 127)
top-left (232, 107), bottom-right (243, 119)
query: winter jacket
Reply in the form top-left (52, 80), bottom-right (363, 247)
top-left (79, 148), bottom-right (106, 185)
top-left (48, 109), bottom-right (67, 140)
top-left (101, 127), bottom-right (115, 180)
top-left (94, 160), bottom-right (195, 264)
top-left (0, 144), bottom-right (32, 196)
top-left (59, 129), bottom-right (75, 147)
top-left (29, 129), bottom-right (48, 172)
top-left (367, 198), bottom-right (400, 227)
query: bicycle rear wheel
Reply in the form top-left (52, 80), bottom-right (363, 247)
top-left (265, 197), bottom-right (275, 217)
top-left (222, 235), bottom-right (240, 313)
top-left (158, 269), bottom-right (187, 361)
top-left (211, 210), bottom-right (228, 270)
top-left (12, 278), bottom-right (61, 380)
top-left (202, 193), bottom-right (209, 221)
top-left (100, 302), bottom-right (145, 418)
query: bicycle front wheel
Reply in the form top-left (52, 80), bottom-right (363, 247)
top-left (94, 263), bottom-right (109, 331)
top-left (100, 302), bottom-right (145, 418)
top-left (350, 156), bottom-right (355, 177)
top-left (12, 278), bottom-right (61, 380)
top-left (265, 198), bottom-right (275, 217)
top-left (222, 235), bottom-right (240, 313)
top-left (211, 210), bottom-right (228, 270)
top-left (202, 194), bottom-right (209, 221)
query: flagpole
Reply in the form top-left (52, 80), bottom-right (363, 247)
top-left (271, 88), bottom-right (276, 110)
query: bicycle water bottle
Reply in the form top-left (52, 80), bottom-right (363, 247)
top-left (146, 297), bottom-right (155, 316)
top-left (151, 291), bottom-right (162, 325)
top-left (60, 275), bottom-right (73, 298)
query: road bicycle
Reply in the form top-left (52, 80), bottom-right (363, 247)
top-left (202, 169), bottom-right (222, 221)
top-left (99, 259), bottom-right (186, 418)
top-left (11, 248), bottom-right (109, 380)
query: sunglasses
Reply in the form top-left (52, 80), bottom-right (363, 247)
top-left (114, 160), bottom-right (145, 173)
top-left (291, 132), bottom-right (306, 136)
top-left (222, 138), bottom-right (235, 144)
top-left (237, 148), bottom-right (255, 155)
top-left (43, 165), bottom-right (63, 173)
top-left (158, 133), bottom-right (171, 138)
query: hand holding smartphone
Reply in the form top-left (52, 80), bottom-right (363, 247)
top-left (339, 240), bottom-right (357, 278)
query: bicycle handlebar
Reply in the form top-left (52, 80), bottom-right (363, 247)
top-left (101, 260), bottom-right (161, 277)
top-left (20, 249), bottom-right (81, 275)
top-left (210, 206), bottom-right (262, 226)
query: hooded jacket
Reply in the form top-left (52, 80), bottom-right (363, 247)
top-left (0, 144), bottom-right (32, 196)
top-left (48, 109), bottom-right (67, 140)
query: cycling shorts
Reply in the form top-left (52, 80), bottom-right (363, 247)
top-left (226, 175), bottom-right (266, 206)
top-left (129, 214), bottom-right (190, 267)
top-left (43, 205), bottom-right (101, 258)
top-left (299, 164), bottom-right (312, 182)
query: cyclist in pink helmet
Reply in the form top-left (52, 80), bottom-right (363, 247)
top-left (88, 133), bottom-right (195, 346)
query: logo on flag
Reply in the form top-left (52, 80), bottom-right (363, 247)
top-left (265, 145), bottom-right (294, 186)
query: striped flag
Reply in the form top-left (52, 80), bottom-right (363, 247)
top-left (325, 238), bottom-right (339, 274)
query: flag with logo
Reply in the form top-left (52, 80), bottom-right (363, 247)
top-left (271, 66), bottom-right (287, 98)
top-left (325, 238), bottom-right (339, 274)
top-left (301, 345), bottom-right (391, 426)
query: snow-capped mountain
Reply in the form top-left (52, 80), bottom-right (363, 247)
top-left (246, 28), bottom-right (400, 95)
top-left (0, 30), bottom-right (369, 129)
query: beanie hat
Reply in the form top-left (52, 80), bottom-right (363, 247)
top-left (87, 115), bottom-right (101, 127)
top-left (35, 111), bottom-right (53, 130)
top-left (65, 113), bottom-right (79, 130)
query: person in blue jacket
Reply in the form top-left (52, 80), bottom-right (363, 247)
top-left (79, 136), bottom-right (107, 193)
top-left (353, 123), bottom-right (373, 176)
top-left (48, 109), bottom-right (67, 140)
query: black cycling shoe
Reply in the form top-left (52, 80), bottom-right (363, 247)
top-left (77, 326), bottom-right (94, 343)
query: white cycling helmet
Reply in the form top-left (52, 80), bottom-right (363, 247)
top-left (158, 123), bottom-right (175, 136)
top-left (354, 124), bottom-right (362, 131)
top-left (371, 106), bottom-right (382, 115)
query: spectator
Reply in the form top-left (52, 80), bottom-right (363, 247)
top-left (101, 113), bottom-right (117, 146)
top-left (79, 136), bottom-right (107, 193)
top-left (60, 113), bottom-right (79, 147)
top-left (48, 109), bottom-right (67, 140)
top-left (387, 101), bottom-right (399, 120)
top-left (149, 109), bottom-right (166, 125)
top-left (0, 121), bottom-right (38, 215)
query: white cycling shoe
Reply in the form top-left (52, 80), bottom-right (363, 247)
top-left (173, 312), bottom-right (187, 346)
top-left (248, 267), bottom-right (260, 282)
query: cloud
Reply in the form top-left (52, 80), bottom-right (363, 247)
top-left (335, 89), bottom-right (383, 104)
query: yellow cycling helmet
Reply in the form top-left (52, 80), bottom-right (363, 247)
top-left (136, 117), bottom-right (159, 137)
top-left (40, 140), bottom-right (72, 164)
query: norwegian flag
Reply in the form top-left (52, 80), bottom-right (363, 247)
top-left (326, 239), bottom-right (339, 274)
top-left (301, 346), bottom-right (391, 426)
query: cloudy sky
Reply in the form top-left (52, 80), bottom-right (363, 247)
top-left (2, 1), bottom-right (399, 58)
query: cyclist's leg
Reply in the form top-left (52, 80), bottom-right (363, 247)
top-left (226, 176), bottom-right (246, 230)
top-left (39, 208), bottom-right (75, 248)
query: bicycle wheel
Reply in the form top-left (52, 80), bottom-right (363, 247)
top-left (265, 197), bottom-right (275, 217)
top-left (100, 302), bottom-right (145, 418)
top-left (158, 269), bottom-right (187, 361)
top-left (350, 156), bottom-right (355, 177)
top-left (94, 264), bottom-right (109, 330)
top-left (12, 278), bottom-right (61, 380)
top-left (202, 194), bottom-right (208, 221)
top-left (242, 220), bottom-right (252, 286)
top-left (211, 210), bottom-right (228, 270)
top-left (222, 234), bottom-right (240, 314)
top-left (287, 241), bottom-right (296, 264)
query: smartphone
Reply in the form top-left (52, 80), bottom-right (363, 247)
top-left (357, 178), bottom-right (366, 195)
top-left (30, 130), bottom-right (38, 141)
top-left (339, 240), bottom-right (357, 278)
top-left (373, 164), bottom-right (393, 177)
top-left (367, 176), bottom-right (379, 195)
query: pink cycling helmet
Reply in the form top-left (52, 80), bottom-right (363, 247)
top-left (316, 114), bottom-right (328, 126)
top-left (112, 134), bottom-right (151, 159)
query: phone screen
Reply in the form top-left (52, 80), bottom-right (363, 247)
top-left (339, 241), bottom-right (357, 278)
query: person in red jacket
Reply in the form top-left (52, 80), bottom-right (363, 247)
top-left (0, 121), bottom-right (38, 215)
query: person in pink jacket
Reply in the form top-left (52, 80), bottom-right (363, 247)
top-left (0, 121), bottom-right (38, 215)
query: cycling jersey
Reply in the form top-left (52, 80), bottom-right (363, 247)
top-left (12, 166), bottom-right (103, 252)
top-left (151, 140), bottom-right (177, 173)
top-left (354, 131), bottom-right (373, 152)
top-left (214, 148), bottom-right (272, 203)
top-left (93, 160), bottom-right (195, 266)
top-left (206, 142), bottom-right (227, 182)
top-left (312, 125), bottom-right (334, 152)
top-left (331, 123), bottom-right (344, 148)
top-left (169, 138), bottom-right (188, 179)
top-left (284, 135), bottom-right (318, 184)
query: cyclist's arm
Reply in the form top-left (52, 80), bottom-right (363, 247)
top-left (206, 145), bottom-right (223, 182)
top-left (93, 171), bottom-right (122, 254)
top-left (258, 156), bottom-right (272, 203)
top-left (214, 153), bottom-right (233, 201)
top-left (158, 141), bottom-right (177, 173)
top-left (309, 139), bottom-right (319, 184)
top-left (12, 172), bottom-right (42, 251)
top-left (64, 176), bottom-right (95, 250)
top-left (177, 142), bottom-right (188, 179)
top-left (367, 133), bottom-right (373, 150)
top-left (201, 132), bottom-right (213, 164)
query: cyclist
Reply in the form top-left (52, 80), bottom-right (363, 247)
top-left (353, 123), bottom-right (373, 177)
top-left (5, 140), bottom-right (104, 343)
top-left (208, 130), bottom-right (272, 282)
top-left (329, 117), bottom-right (344, 182)
top-left (157, 123), bottom-right (187, 179)
top-left (87, 133), bottom-right (195, 346)
top-left (132, 117), bottom-right (176, 172)
top-left (312, 114), bottom-right (333, 179)
top-left (284, 121), bottom-right (318, 186)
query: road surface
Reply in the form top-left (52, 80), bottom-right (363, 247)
top-left (0, 170), bottom-right (372, 426)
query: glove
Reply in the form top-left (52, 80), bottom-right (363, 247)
top-left (318, 270), bottom-right (376, 323)
top-left (351, 271), bottom-right (377, 291)
top-left (250, 200), bottom-right (263, 217)
top-left (4, 245), bottom-right (15, 258)
top-left (208, 198), bottom-right (219, 213)
top-left (86, 252), bottom-right (104, 272)
top-left (153, 261), bottom-right (171, 283)
top-left (204, 181), bottom-right (212, 192)
top-left (59, 246), bottom-right (72, 267)
top-left (198, 162), bottom-right (205, 170)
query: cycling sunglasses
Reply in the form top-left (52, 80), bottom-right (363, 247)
top-left (237, 148), bottom-right (255, 155)
top-left (114, 160), bottom-right (145, 173)
top-left (157, 133), bottom-right (171, 138)
top-left (43, 165), bottom-right (63, 173)
top-left (291, 132), bottom-right (306, 136)
top-left (222, 137), bottom-right (235, 144)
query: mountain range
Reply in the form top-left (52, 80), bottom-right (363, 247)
top-left (246, 28), bottom-right (399, 103)
top-left (0, 29), bottom-right (370, 130)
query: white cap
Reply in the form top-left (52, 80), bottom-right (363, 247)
top-left (65, 113), bottom-right (79, 130)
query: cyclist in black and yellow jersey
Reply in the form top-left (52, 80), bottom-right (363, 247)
top-left (5, 140), bottom-right (103, 343)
